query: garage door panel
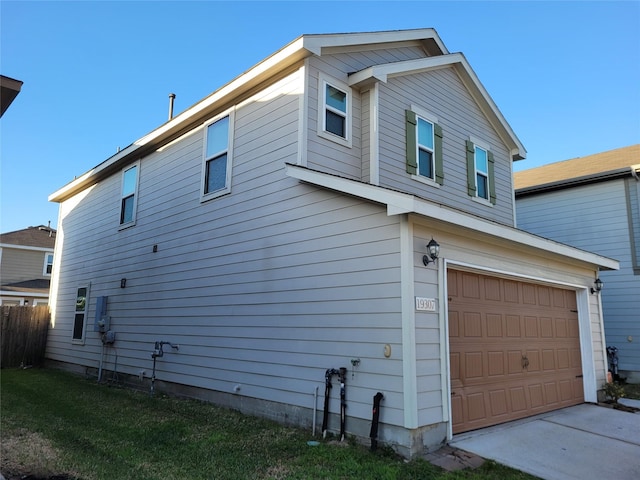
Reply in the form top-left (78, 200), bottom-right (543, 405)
top-left (464, 313), bottom-right (482, 337)
top-left (489, 389), bottom-right (508, 416)
top-left (448, 270), bottom-right (583, 434)
top-left (487, 351), bottom-right (504, 376)
top-left (510, 387), bottom-right (527, 412)
top-left (467, 392), bottom-right (486, 421)
top-left (506, 315), bottom-right (521, 337)
top-left (529, 384), bottom-right (544, 408)
top-left (486, 314), bottom-right (502, 336)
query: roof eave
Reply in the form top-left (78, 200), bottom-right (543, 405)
top-left (285, 164), bottom-right (619, 271)
top-left (348, 54), bottom-right (526, 161)
top-left (50, 37), bottom-right (314, 203)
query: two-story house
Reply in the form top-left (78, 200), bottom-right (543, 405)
top-left (47, 29), bottom-right (617, 457)
top-left (515, 144), bottom-right (640, 383)
top-left (0, 224), bottom-right (56, 306)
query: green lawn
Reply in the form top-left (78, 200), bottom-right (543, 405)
top-left (0, 368), bottom-right (537, 480)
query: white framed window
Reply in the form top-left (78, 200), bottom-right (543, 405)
top-left (318, 74), bottom-right (352, 147)
top-left (475, 145), bottom-right (489, 200)
top-left (201, 110), bottom-right (234, 201)
top-left (119, 161), bottom-right (140, 227)
top-left (405, 106), bottom-right (444, 186)
top-left (72, 285), bottom-right (89, 343)
top-left (466, 138), bottom-right (495, 205)
top-left (43, 252), bottom-right (54, 276)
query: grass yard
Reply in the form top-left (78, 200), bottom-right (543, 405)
top-left (0, 368), bottom-right (537, 480)
top-left (623, 381), bottom-right (640, 400)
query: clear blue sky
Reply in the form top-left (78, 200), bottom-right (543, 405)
top-left (1, 1), bottom-right (638, 234)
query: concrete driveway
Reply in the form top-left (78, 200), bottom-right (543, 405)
top-left (449, 402), bottom-right (640, 480)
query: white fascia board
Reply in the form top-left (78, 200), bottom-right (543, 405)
top-left (0, 243), bottom-right (54, 253)
top-left (348, 54), bottom-right (462, 87)
top-left (347, 53), bottom-right (526, 161)
top-left (0, 291), bottom-right (50, 298)
top-left (303, 28), bottom-right (447, 56)
top-left (285, 164), bottom-right (619, 271)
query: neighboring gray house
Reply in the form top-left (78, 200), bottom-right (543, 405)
top-left (0, 225), bottom-right (56, 306)
top-left (515, 144), bottom-right (640, 383)
top-left (47, 29), bottom-right (617, 457)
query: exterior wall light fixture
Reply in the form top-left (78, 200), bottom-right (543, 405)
top-left (422, 238), bottom-right (440, 266)
top-left (590, 278), bottom-right (603, 294)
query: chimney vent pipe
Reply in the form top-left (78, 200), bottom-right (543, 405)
top-left (168, 93), bottom-right (176, 120)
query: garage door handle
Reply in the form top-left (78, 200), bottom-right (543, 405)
top-left (521, 355), bottom-right (529, 369)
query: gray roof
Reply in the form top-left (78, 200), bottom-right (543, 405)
top-left (0, 225), bottom-right (57, 249)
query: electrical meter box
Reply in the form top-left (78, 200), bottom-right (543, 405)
top-left (94, 296), bottom-right (109, 332)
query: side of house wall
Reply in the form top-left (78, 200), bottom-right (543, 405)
top-left (47, 68), bottom-right (409, 437)
top-left (516, 179), bottom-right (640, 376)
top-left (0, 247), bottom-right (49, 283)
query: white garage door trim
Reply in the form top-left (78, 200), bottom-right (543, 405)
top-left (441, 259), bottom-right (597, 441)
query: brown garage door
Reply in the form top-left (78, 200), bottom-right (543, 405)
top-left (448, 270), bottom-right (583, 434)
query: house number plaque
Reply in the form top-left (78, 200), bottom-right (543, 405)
top-left (415, 297), bottom-right (436, 312)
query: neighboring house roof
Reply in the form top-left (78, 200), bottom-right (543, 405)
top-left (49, 28), bottom-right (525, 204)
top-left (1, 279), bottom-right (51, 295)
top-left (0, 225), bottom-right (57, 249)
top-left (0, 74), bottom-right (24, 117)
top-left (514, 144), bottom-right (640, 195)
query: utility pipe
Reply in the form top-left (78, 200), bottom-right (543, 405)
top-left (312, 386), bottom-right (318, 437)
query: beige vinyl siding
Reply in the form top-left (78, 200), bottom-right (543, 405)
top-left (0, 248), bottom-right (50, 283)
top-left (379, 68), bottom-right (515, 226)
top-left (48, 68), bottom-right (408, 428)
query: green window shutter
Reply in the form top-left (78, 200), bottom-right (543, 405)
top-left (488, 150), bottom-right (496, 204)
top-left (465, 140), bottom-right (476, 196)
top-left (405, 110), bottom-right (417, 175)
top-left (434, 123), bottom-right (444, 185)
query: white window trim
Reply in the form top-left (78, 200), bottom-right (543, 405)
top-left (42, 251), bottom-right (54, 276)
top-left (72, 283), bottom-right (90, 345)
top-left (317, 73), bottom-right (352, 148)
top-left (119, 161), bottom-right (140, 230)
top-left (410, 104), bottom-right (439, 185)
top-left (469, 136), bottom-right (493, 205)
top-left (200, 108), bottom-right (235, 202)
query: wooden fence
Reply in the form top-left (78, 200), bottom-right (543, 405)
top-left (1, 305), bottom-right (50, 368)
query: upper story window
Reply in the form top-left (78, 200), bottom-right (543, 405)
top-left (405, 108), bottom-right (443, 185)
top-left (466, 139), bottom-right (496, 204)
top-left (318, 74), bottom-right (352, 147)
top-left (120, 162), bottom-right (139, 226)
top-left (43, 252), bottom-right (54, 276)
top-left (201, 111), bottom-right (234, 201)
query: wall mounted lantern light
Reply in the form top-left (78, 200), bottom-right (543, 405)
top-left (590, 278), bottom-right (603, 294)
top-left (422, 238), bottom-right (440, 266)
